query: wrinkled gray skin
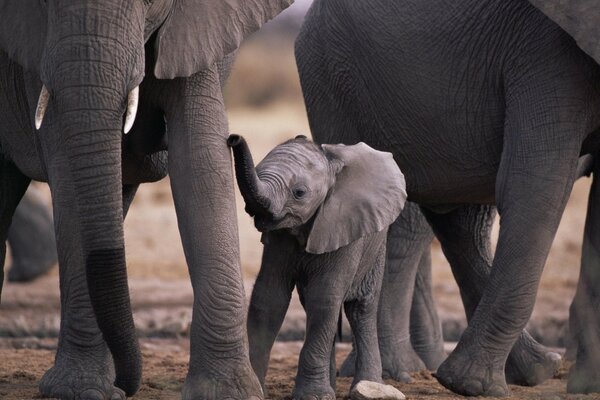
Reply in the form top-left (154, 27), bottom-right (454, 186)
top-left (7, 187), bottom-right (57, 282)
top-left (341, 155), bottom-right (595, 383)
top-left (0, 0), bottom-right (292, 399)
top-left (296, 0), bottom-right (600, 396)
top-left (228, 135), bottom-right (406, 399)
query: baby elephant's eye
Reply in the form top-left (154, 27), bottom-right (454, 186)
top-left (293, 188), bottom-right (307, 199)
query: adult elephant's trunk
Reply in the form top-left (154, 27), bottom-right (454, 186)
top-left (227, 135), bottom-right (271, 216)
top-left (45, 47), bottom-right (143, 395)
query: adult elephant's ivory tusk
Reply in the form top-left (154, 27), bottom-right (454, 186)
top-left (123, 86), bottom-right (139, 134)
top-left (35, 85), bottom-right (50, 130)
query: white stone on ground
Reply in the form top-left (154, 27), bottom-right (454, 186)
top-left (350, 380), bottom-right (405, 400)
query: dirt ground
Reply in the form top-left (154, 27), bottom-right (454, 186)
top-left (2, 339), bottom-right (598, 400)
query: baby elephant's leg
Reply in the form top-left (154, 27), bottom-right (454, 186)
top-left (346, 251), bottom-right (405, 400)
top-left (344, 262), bottom-right (384, 386)
top-left (295, 283), bottom-right (346, 400)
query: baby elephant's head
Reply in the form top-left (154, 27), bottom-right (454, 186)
top-left (228, 134), bottom-right (407, 254)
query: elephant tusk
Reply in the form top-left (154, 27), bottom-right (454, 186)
top-left (123, 86), bottom-right (139, 134)
top-left (35, 85), bottom-right (50, 130)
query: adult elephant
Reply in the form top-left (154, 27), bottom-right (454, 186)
top-left (7, 186), bottom-right (57, 282)
top-left (0, 0), bottom-right (292, 399)
top-left (295, 0), bottom-right (600, 396)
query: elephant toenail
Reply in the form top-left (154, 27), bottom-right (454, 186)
top-left (462, 379), bottom-right (483, 395)
top-left (80, 388), bottom-right (104, 400)
top-left (486, 383), bottom-right (509, 397)
top-left (111, 389), bottom-right (126, 400)
top-left (399, 372), bottom-right (412, 383)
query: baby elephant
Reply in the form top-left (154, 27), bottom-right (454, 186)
top-left (228, 134), bottom-right (407, 400)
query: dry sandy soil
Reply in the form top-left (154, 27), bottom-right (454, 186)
top-left (2, 339), bottom-right (598, 400)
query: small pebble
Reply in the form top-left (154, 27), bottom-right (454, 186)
top-left (350, 380), bottom-right (405, 400)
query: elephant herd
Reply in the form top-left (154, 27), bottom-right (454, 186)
top-left (1, 0), bottom-right (600, 399)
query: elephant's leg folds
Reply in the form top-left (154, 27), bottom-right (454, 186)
top-left (409, 250), bottom-right (446, 371)
top-left (165, 67), bottom-right (262, 400)
top-left (424, 204), bottom-right (561, 386)
top-left (434, 88), bottom-right (583, 396)
top-left (343, 253), bottom-right (384, 388)
top-left (39, 178), bottom-right (136, 400)
top-left (247, 234), bottom-right (295, 393)
top-left (376, 203), bottom-right (431, 382)
top-left (567, 155), bottom-right (600, 394)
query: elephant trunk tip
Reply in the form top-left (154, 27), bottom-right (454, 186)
top-left (227, 134), bottom-right (243, 147)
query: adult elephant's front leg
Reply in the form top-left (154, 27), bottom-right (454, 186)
top-left (423, 204), bottom-right (561, 387)
top-left (434, 89), bottom-right (582, 396)
top-left (40, 183), bottom-right (139, 400)
top-left (165, 67), bottom-right (262, 400)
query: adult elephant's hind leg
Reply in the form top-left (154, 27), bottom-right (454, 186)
top-left (378, 203), bottom-right (431, 381)
top-left (567, 155), bottom-right (600, 394)
top-left (165, 67), bottom-right (261, 400)
top-left (434, 89), bottom-right (582, 396)
top-left (409, 250), bottom-right (445, 371)
top-left (0, 156), bottom-right (30, 299)
top-left (423, 204), bottom-right (561, 386)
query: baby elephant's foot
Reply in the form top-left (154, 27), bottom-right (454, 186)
top-left (182, 361), bottom-right (263, 400)
top-left (40, 363), bottom-right (124, 400)
top-left (505, 332), bottom-right (561, 386)
top-left (434, 345), bottom-right (509, 397)
top-left (292, 383), bottom-right (335, 400)
top-left (567, 358), bottom-right (600, 394)
top-left (350, 381), bottom-right (405, 400)
top-left (380, 338), bottom-right (426, 383)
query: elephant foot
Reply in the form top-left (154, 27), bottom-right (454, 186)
top-left (434, 344), bottom-right (509, 397)
top-left (567, 358), bottom-right (600, 394)
top-left (182, 360), bottom-right (263, 400)
top-left (339, 339), bottom-right (424, 383)
top-left (505, 332), bottom-right (561, 386)
top-left (381, 338), bottom-right (426, 383)
top-left (350, 380), bottom-right (405, 400)
top-left (40, 354), bottom-right (123, 400)
top-left (292, 381), bottom-right (335, 400)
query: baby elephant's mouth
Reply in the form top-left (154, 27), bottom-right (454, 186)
top-left (254, 213), bottom-right (303, 233)
top-left (254, 216), bottom-right (273, 232)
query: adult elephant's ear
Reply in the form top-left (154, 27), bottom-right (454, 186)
top-left (529, 0), bottom-right (600, 64)
top-left (305, 143), bottom-right (407, 254)
top-left (0, 0), bottom-right (47, 73)
top-left (153, 0), bottom-right (294, 79)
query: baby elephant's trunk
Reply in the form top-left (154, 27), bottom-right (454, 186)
top-left (227, 134), bottom-right (271, 216)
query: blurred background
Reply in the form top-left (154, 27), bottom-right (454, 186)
top-left (1, 0), bottom-right (588, 350)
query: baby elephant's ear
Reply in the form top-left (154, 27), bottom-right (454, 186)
top-left (305, 143), bottom-right (407, 254)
